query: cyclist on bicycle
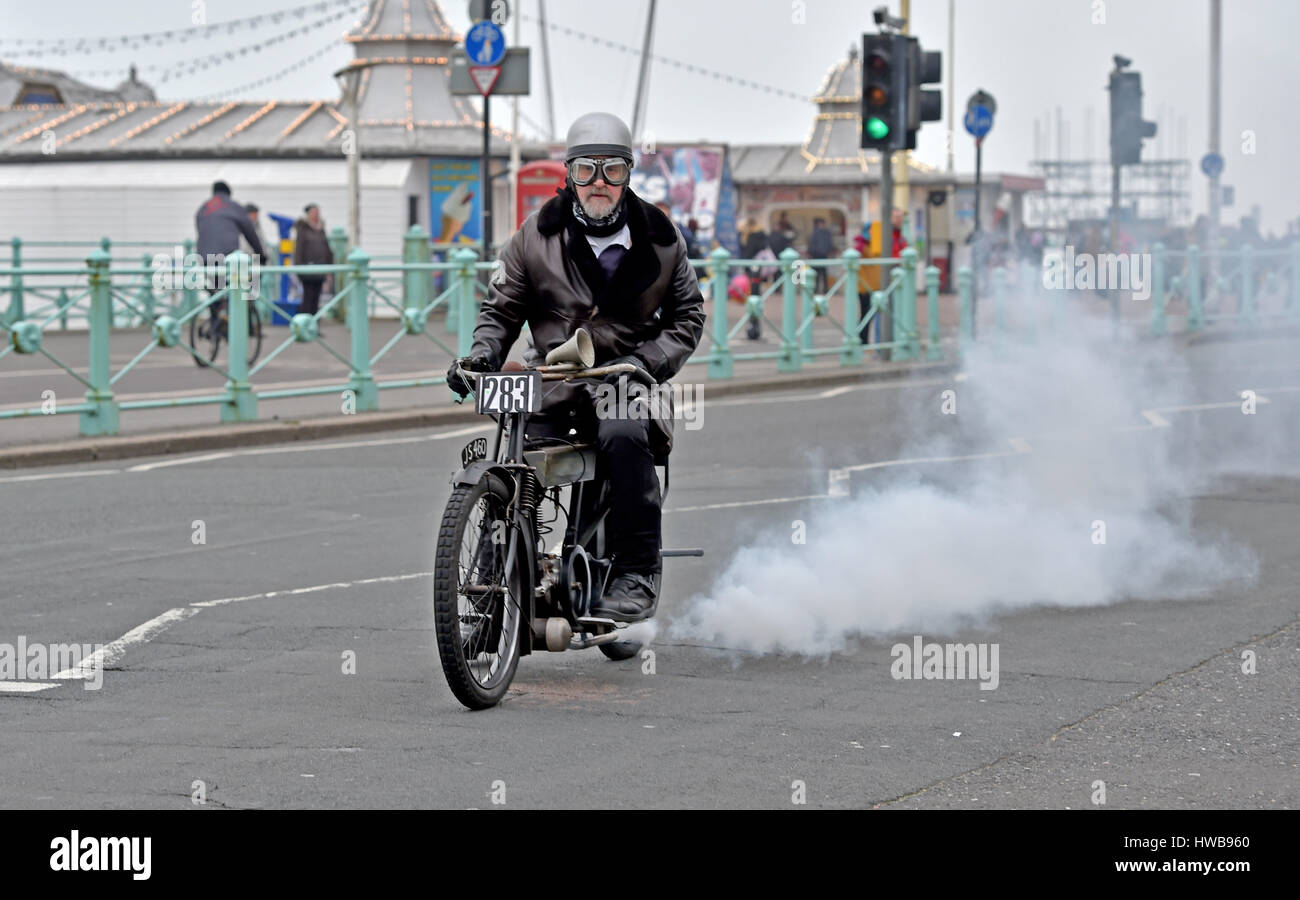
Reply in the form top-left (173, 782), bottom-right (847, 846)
top-left (448, 112), bottom-right (705, 623)
top-left (195, 180), bottom-right (268, 314)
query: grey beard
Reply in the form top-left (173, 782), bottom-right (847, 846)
top-left (578, 197), bottom-right (617, 223)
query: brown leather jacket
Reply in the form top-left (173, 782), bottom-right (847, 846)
top-left (470, 189), bottom-right (705, 414)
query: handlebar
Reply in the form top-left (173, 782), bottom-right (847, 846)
top-left (452, 360), bottom-right (650, 383)
top-left (449, 359), bottom-right (651, 405)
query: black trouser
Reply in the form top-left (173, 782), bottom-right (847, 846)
top-left (527, 379), bottom-right (662, 575)
top-left (300, 276), bottom-right (324, 316)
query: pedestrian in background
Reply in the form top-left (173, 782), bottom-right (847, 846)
top-left (743, 218), bottom-right (771, 288)
top-left (771, 213), bottom-right (797, 256)
top-left (684, 217), bottom-right (703, 259)
top-left (808, 217), bottom-right (834, 293)
top-left (293, 203), bottom-right (333, 324)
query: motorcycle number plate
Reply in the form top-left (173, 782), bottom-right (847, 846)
top-left (460, 436), bottom-right (488, 468)
top-left (475, 371), bottom-right (541, 414)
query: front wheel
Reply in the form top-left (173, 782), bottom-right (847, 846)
top-left (247, 305), bottom-right (263, 365)
top-left (434, 476), bottom-right (526, 710)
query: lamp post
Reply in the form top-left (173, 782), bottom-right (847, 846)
top-left (334, 64), bottom-right (363, 248)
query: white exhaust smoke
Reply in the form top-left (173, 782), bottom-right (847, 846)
top-left (669, 278), bottom-right (1273, 656)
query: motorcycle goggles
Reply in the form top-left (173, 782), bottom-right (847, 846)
top-left (567, 156), bottom-right (632, 186)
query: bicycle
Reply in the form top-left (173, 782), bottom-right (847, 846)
top-left (434, 331), bottom-right (702, 710)
top-left (190, 293), bottom-right (263, 368)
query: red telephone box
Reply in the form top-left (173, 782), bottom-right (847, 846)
top-left (517, 160), bottom-right (567, 228)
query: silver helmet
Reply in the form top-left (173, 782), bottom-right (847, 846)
top-left (564, 112), bottom-right (633, 163)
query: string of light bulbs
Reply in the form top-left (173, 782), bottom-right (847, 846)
top-left (516, 12), bottom-right (813, 104)
top-left (0, 0), bottom-right (364, 54)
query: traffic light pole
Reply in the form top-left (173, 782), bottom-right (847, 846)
top-left (1207, 0), bottom-right (1222, 305)
top-left (1110, 161), bottom-right (1122, 335)
top-left (971, 136), bottom-right (982, 339)
top-left (880, 150), bottom-right (894, 360)
top-left (481, 94), bottom-right (492, 262)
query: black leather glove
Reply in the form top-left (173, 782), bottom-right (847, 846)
top-left (602, 354), bottom-right (654, 386)
top-left (447, 356), bottom-right (495, 397)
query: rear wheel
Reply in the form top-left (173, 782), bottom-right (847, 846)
top-left (434, 476), bottom-right (526, 710)
top-left (190, 308), bottom-right (221, 367)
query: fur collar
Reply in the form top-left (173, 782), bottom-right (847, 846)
top-left (535, 186), bottom-right (678, 305)
top-left (536, 186), bottom-right (679, 247)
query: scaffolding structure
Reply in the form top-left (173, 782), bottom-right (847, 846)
top-left (1027, 159), bottom-right (1192, 237)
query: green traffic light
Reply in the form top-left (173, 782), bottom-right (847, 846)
top-left (865, 117), bottom-right (890, 140)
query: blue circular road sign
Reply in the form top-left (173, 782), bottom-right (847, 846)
top-left (1200, 152), bottom-right (1225, 178)
top-left (465, 20), bottom-right (506, 67)
top-left (964, 104), bottom-right (993, 139)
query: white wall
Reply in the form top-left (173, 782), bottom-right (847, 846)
top-left (0, 159), bottom-right (414, 262)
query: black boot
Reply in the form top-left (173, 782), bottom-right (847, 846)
top-left (592, 571), bottom-right (660, 622)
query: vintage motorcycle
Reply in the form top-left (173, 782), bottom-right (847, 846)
top-left (434, 329), bottom-right (702, 710)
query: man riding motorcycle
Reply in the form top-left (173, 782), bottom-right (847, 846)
top-left (447, 112), bottom-right (705, 622)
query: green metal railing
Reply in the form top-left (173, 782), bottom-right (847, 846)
top-left (5, 225), bottom-right (1291, 439)
top-left (0, 236), bottom-right (922, 437)
top-left (682, 245), bottom-right (934, 377)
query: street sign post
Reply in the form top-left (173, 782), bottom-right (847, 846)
top-left (450, 47), bottom-right (530, 94)
top-left (469, 66), bottom-right (500, 96)
top-left (965, 89), bottom-right (996, 341)
top-left (963, 104), bottom-right (993, 139)
top-left (464, 19), bottom-right (507, 261)
top-left (965, 90), bottom-right (996, 233)
top-left (465, 20), bottom-right (506, 66)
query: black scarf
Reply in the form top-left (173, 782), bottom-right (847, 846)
top-left (562, 182), bottom-right (629, 237)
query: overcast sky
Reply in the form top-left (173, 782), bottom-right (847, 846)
top-left (3, 0), bottom-right (1298, 231)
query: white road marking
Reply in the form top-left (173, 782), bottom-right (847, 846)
top-left (53, 606), bottom-right (200, 681)
top-left (817, 385), bottom-right (858, 398)
top-left (835, 447), bottom-right (1028, 475)
top-left (0, 681), bottom-right (59, 693)
top-left (664, 493), bottom-right (831, 514)
top-left (828, 469), bottom-right (851, 498)
top-left (821, 387), bottom-right (1296, 494)
top-left (6, 423), bottom-right (496, 480)
top-left (703, 376), bottom-right (952, 408)
top-left (236, 424), bottom-right (492, 457)
top-left (128, 451), bottom-right (233, 472)
top-left (1145, 398), bottom-right (1271, 418)
top-left (190, 571), bottom-right (431, 609)
top-left (0, 468), bottom-right (120, 484)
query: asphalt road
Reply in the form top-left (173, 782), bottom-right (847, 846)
top-left (2, 331), bottom-right (1298, 809)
